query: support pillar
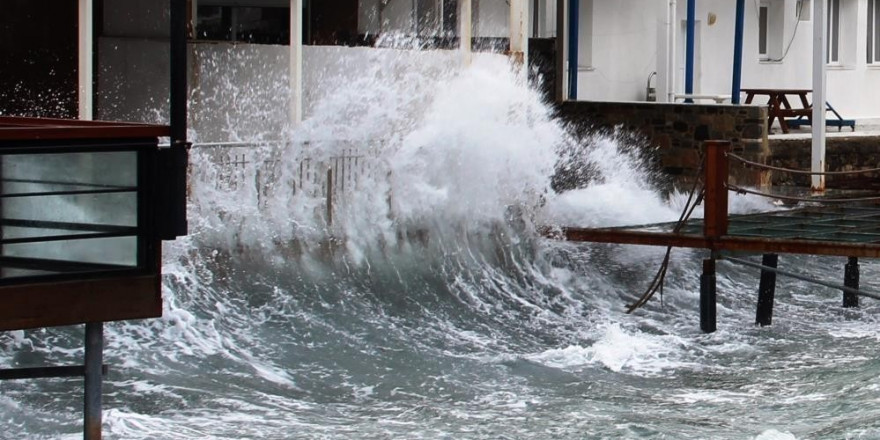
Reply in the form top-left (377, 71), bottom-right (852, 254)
top-left (700, 258), bottom-right (717, 333)
top-left (684, 0), bottom-right (695, 102)
top-left (756, 253), bottom-right (778, 326)
top-left (290, 0), bottom-right (304, 127)
top-left (84, 322), bottom-right (103, 440)
top-left (460, 0), bottom-right (473, 65)
top-left (78, 0), bottom-right (94, 120)
top-left (731, 0), bottom-right (745, 104)
top-left (811, 0), bottom-right (827, 192)
top-left (844, 257), bottom-right (859, 308)
top-left (509, 0), bottom-right (529, 69)
top-left (567, 0), bottom-right (579, 99)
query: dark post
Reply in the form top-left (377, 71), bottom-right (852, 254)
top-left (844, 256), bottom-right (859, 308)
top-left (700, 258), bottom-right (717, 333)
top-left (755, 253), bottom-right (778, 326)
top-left (84, 322), bottom-right (103, 440)
top-left (703, 141), bottom-right (730, 239)
top-left (161, 0), bottom-right (190, 240)
top-left (555, 0), bottom-right (565, 103)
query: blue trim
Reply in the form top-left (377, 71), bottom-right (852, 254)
top-left (732, 0), bottom-right (745, 104)
top-left (568, 0), bottom-right (579, 100)
top-left (685, 0), bottom-right (695, 103)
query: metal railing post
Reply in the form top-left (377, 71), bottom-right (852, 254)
top-left (704, 141), bottom-right (730, 239)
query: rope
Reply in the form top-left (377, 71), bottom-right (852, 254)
top-left (724, 256), bottom-right (880, 301)
top-left (727, 183), bottom-right (880, 203)
top-left (626, 160), bottom-right (705, 314)
top-left (728, 152), bottom-right (880, 176)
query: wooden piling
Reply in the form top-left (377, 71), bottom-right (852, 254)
top-left (844, 256), bottom-right (859, 308)
top-left (700, 258), bottom-right (717, 333)
top-left (755, 253), bottom-right (778, 326)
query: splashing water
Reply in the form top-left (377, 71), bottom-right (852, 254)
top-left (2, 45), bottom-right (879, 440)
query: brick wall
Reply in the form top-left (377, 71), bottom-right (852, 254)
top-left (555, 101), bottom-right (769, 188)
top-left (769, 137), bottom-right (880, 188)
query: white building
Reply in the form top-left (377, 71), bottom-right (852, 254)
top-left (564, 0), bottom-right (880, 120)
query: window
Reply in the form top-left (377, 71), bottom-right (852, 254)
top-left (759, 4), bottom-right (769, 59)
top-left (827, 0), bottom-right (840, 63)
top-left (870, 0), bottom-right (880, 63)
top-left (756, 0), bottom-right (783, 61)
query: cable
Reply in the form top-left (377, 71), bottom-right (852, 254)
top-left (728, 152), bottom-right (880, 176)
top-left (727, 183), bottom-right (880, 203)
top-left (725, 256), bottom-right (880, 301)
top-left (626, 158), bottom-right (705, 313)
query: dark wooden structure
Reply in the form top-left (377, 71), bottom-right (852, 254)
top-left (0, 117), bottom-right (170, 331)
top-left (554, 141), bottom-right (880, 332)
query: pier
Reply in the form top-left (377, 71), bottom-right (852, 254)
top-left (552, 140), bottom-right (880, 333)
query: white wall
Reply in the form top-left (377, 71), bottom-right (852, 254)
top-left (574, 0), bottom-right (665, 102)
top-left (574, 0), bottom-right (880, 118)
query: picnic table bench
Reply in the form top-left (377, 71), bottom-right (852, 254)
top-left (742, 88), bottom-right (812, 134)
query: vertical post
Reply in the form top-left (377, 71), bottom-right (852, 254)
top-left (460, 0), bottom-right (473, 66)
top-left (667, 0), bottom-right (677, 102)
top-left (731, 0), bottom-right (745, 104)
top-left (78, 0), bottom-right (94, 120)
top-left (509, 0), bottom-right (529, 68)
top-left (162, 0), bottom-right (190, 240)
top-left (326, 167), bottom-right (333, 226)
top-left (567, 0), bottom-right (579, 99)
top-left (700, 258), bottom-right (717, 333)
top-left (756, 253), bottom-right (778, 326)
top-left (684, 0), bottom-right (695, 102)
top-left (84, 322), bottom-right (103, 440)
top-left (811, 0), bottom-right (827, 192)
top-left (703, 141), bottom-right (730, 239)
top-left (844, 256), bottom-right (859, 308)
top-left (555, 0), bottom-right (566, 102)
top-left (290, 0), bottom-right (304, 127)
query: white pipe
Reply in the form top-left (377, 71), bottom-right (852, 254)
top-left (290, 0), bottom-right (304, 127)
top-left (667, 0), bottom-right (677, 102)
top-left (811, 0), bottom-right (826, 192)
top-left (78, 0), bottom-right (94, 120)
top-left (509, 0), bottom-right (529, 68)
top-left (460, 0), bottom-right (473, 65)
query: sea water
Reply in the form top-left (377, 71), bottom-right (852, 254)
top-left (2, 47), bottom-right (880, 440)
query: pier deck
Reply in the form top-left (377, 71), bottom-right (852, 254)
top-left (560, 204), bottom-right (880, 258)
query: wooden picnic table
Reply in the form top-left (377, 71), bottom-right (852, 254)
top-left (742, 88), bottom-right (812, 134)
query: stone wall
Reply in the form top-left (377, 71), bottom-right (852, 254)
top-left (555, 101), bottom-right (769, 188)
top-left (769, 137), bottom-right (880, 189)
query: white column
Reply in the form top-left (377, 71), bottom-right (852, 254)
top-left (667, 0), bottom-right (677, 102)
top-left (460, 0), bottom-right (473, 65)
top-left (811, 0), bottom-right (827, 192)
top-left (290, 0), bottom-right (304, 127)
top-left (78, 0), bottom-right (94, 120)
top-left (509, 0), bottom-right (529, 68)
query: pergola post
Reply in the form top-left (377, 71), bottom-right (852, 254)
top-left (460, 0), bottom-right (473, 65)
top-left (78, 0), bottom-right (94, 120)
top-left (290, 0), bottom-right (304, 127)
top-left (509, 0), bottom-right (529, 68)
top-left (811, 0), bottom-right (827, 192)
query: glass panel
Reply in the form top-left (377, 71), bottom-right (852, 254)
top-left (832, 0), bottom-right (840, 62)
top-left (0, 150), bottom-right (140, 279)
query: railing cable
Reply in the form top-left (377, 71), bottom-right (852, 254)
top-left (727, 183), bottom-right (880, 203)
top-left (727, 152), bottom-right (880, 176)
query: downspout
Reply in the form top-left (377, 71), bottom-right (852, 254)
top-left (568, 0), bottom-right (579, 100)
top-left (732, 0), bottom-right (745, 103)
top-left (667, 0), bottom-right (677, 102)
top-left (685, 0), bottom-right (695, 102)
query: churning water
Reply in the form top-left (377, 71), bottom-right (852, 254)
top-left (4, 49), bottom-right (880, 440)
